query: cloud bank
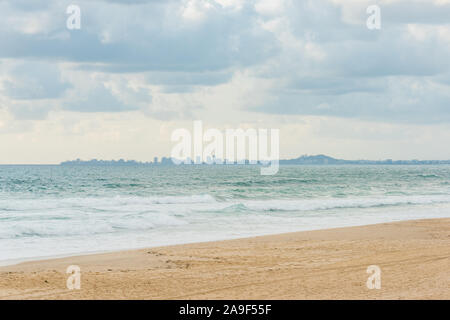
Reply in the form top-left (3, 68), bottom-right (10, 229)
top-left (0, 0), bottom-right (449, 163)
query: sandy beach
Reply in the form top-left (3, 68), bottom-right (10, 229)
top-left (1, 218), bottom-right (449, 300)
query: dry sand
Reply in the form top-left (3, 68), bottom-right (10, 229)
top-left (1, 218), bottom-right (449, 300)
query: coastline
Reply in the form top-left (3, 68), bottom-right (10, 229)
top-left (1, 218), bottom-right (449, 299)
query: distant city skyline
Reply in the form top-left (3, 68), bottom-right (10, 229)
top-left (59, 154), bottom-right (450, 167)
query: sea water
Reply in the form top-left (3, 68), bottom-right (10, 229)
top-left (1, 165), bottom-right (450, 264)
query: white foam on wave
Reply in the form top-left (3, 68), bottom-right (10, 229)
top-left (240, 194), bottom-right (450, 212)
top-left (0, 193), bottom-right (216, 210)
top-left (1, 193), bottom-right (450, 263)
top-left (1, 194), bottom-right (450, 239)
top-left (0, 195), bottom-right (212, 240)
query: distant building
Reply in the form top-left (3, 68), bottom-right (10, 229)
top-left (153, 157), bottom-right (158, 164)
top-left (161, 157), bottom-right (172, 165)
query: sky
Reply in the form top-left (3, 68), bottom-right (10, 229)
top-left (0, 0), bottom-right (449, 164)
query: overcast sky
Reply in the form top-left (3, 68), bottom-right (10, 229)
top-left (0, 0), bottom-right (449, 163)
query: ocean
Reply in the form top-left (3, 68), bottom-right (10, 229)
top-left (1, 165), bottom-right (450, 265)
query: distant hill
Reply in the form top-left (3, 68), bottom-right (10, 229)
top-left (60, 155), bottom-right (450, 166)
top-left (280, 154), bottom-right (450, 165)
top-left (280, 154), bottom-right (343, 165)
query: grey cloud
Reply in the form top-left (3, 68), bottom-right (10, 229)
top-left (383, 1), bottom-right (450, 25)
top-left (286, 77), bottom-right (386, 96)
top-left (0, 0), bottom-right (51, 11)
top-left (1, 0), bottom-right (449, 123)
top-left (0, 0), bottom-right (278, 73)
top-left (98, 0), bottom-right (171, 4)
top-left (252, 76), bottom-right (450, 124)
top-left (146, 71), bottom-right (232, 86)
top-left (64, 85), bottom-right (138, 112)
top-left (2, 62), bottom-right (71, 100)
top-left (241, 0), bottom-right (450, 123)
top-left (159, 86), bottom-right (196, 94)
top-left (6, 100), bottom-right (55, 120)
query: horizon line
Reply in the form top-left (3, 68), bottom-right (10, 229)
top-left (2, 154), bottom-right (450, 166)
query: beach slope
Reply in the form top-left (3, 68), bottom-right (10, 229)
top-left (1, 218), bottom-right (449, 299)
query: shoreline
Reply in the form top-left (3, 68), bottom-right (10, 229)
top-left (2, 215), bottom-right (448, 268)
top-left (1, 218), bottom-right (449, 299)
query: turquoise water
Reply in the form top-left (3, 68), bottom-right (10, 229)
top-left (1, 165), bottom-right (450, 263)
